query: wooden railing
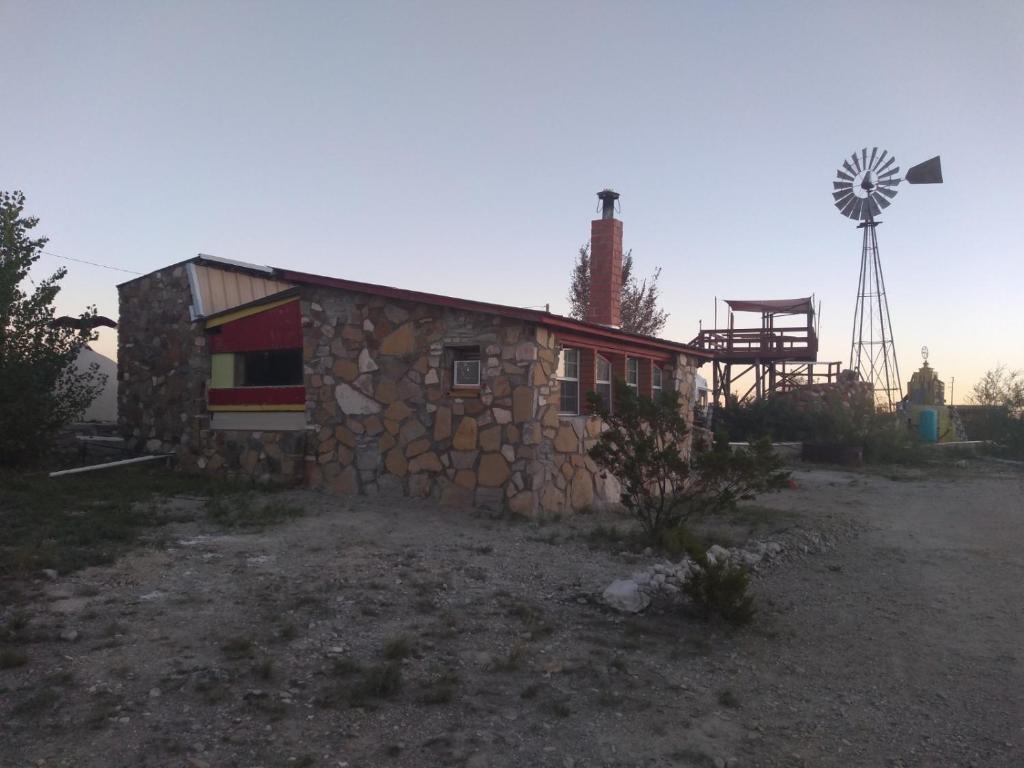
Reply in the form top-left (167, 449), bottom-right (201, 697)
top-left (690, 326), bottom-right (818, 358)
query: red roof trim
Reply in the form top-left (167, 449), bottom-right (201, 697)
top-left (274, 267), bottom-right (710, 359)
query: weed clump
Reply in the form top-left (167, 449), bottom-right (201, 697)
top-left (349, 662), bottom-right (403, 705)
top-left (205, 493), bottom-right (303, 529)
top-left (382, 635), bottom-right (412, 660)
top-left (682, 551), bottom-right (755, 626)
top-left (0, 647), bottom-right (28, 669)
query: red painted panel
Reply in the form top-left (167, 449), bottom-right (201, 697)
top-left (210, 301), bottom-right (302, 353)
top-left (208, 386), bottom-right (305, 406)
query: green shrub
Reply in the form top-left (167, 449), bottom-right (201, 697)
top-left (682, 549), bottom-right (755, 626)
top-left (587, 382), bottom-right (789, 539)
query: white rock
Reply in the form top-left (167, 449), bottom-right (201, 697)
top-left (358, 348), bottom-right (379, 373)
top-left (425, 369), bottom-right (439, 385)
top-left (706, 544), bottom-right (731, 565)
top-left (602, 579), bottom-right (651, 613)
top-left (335, 383), bottom-right (381, 415)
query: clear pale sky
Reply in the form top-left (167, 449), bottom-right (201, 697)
top-left (2, 1), bottom-right (1021, 402)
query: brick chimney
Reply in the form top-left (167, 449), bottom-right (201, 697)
top-left (587, 189), bottom-right (623, 327)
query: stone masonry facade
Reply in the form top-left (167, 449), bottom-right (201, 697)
top-left (119, 265), bottom-right (699, 517)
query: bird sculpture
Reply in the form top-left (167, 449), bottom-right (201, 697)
top-left (51, 315), bottom-right (118, 331)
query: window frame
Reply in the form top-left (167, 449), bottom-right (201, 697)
top-left (652, 365), bottom-right (663, 398)
top-left (625, 357), bottom-right (639, 394)
top-left (557, 347), bottom-right (581, 415)
top-left (595, 354), bottom-right (612, 412)
top-left (447, 346), bottom-right (482, 390)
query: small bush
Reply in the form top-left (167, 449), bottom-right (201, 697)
top-left (682, 551), bottom-right (755, 626)
top-left (205, 494), bottom-right (303, 529)
top-left (349, 662), bottom-right (402, 705)
top-left (0, 647), bottom-right (28, 669)
top-left (382, 636), bottom-right (412, 660)
top-left (220, 636), bottom-right (254, 660)
top-left (587, 383), bottom-right (789, 540)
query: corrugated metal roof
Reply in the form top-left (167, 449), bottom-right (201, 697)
top-left (189, 263), bottom-right (294, 317)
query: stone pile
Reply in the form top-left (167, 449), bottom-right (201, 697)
top-left (600, 530), bottom-right (850, 613)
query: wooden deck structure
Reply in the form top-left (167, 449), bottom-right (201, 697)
top-left (689, 298), bottom-right (841, 407)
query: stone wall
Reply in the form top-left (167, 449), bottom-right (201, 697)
top-left (118, 265), bottom-right (207, 456)
top-left (300, 287), bottom-right (558, 515)
top-left (119, 270), bottom-right (701, 516)
top-left (118, 266), bottom-right (308, 483)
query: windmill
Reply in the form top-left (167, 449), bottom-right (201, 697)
top-left (832, 148), bottom-right (943, 410)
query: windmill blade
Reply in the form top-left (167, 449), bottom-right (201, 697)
top-left (843, 160), bottom-right (856, 177)
top-left (833, 193), bottom-right (855, 210)
top-left (878, 166), bottom-right (900, 182)
top-left (869, 147), bottom-right (878, 169)
top-left (874, 149), bottom-right (888, 170)
top-left (833, 189), bottom-right (854, 202)
top-left (854, 198), bottom-right (868, 220)
top-left (868, 198), bottom-right (881, 218)
top-left (862, 148), bottom-right (869, 171)
top-left (841, 196), bottom-right (859, 218)
top-left (850, 152), bottom-right (862, 173)
top-left (873, 193), bottom-right (892, 210)
top-left (837, 169), bottom-right (854, 182)
top-left (905, 155), bottom-right (943, 184)
top-left (834, 181), bottom-right (853, 191)
top-left (876, 185), bottom-right (898, 200)
top-left (877, 155), bottom-right (896, 174)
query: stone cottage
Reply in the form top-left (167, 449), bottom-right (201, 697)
top-left (118, 191), bottom-right (708, 517)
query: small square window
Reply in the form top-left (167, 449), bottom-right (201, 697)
top-left (454, 359), bottom-right (481, 387)
top-left (449, 346), bottom-right (481, 388)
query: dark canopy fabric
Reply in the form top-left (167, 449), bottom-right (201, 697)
top-left (724, 297), bottom-right (813, 315)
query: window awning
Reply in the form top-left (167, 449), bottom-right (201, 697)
top-left (724, 297), bottom-right (813, 315)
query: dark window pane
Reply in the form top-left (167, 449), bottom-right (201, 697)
top-left (560, 380), bottom-right (579, 415)
top-left (240, 349), bottom-right (303, 386)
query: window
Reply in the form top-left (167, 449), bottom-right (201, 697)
top-left (595, 354), bottom-right (612, 411)
top-left (206, 297), bottom-right (306, 416)
top-left (238, 349), bottom-right (304, 387)
top-left (626, 358), bottom-right (639, 394)
top-left (450, 347), bottom-right (481, 388)
top-left (652, 365), bottom-right (663, 398)
top-left (557, 348), bottom-right (580, 414)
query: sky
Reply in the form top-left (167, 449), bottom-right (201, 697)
top-left (2, 0), bottom-right (1022, 403)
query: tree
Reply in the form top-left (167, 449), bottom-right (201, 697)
top-left (971, 365), bottom-right (1024, 411)
top-left (0, 191), bottom-right (106, 465)
top-left (586, 381), bottom-right (789, 540)
top-left (567, 244), bottom-right (669, 336)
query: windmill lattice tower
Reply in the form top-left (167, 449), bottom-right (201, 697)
top-left (832, 148), bottom-right (943, 411)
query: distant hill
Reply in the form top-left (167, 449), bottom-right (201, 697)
top-left (75, 346), bottom-right (117, 422)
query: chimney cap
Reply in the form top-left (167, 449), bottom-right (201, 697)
top-left (596, 188), bottom-right (620, 220)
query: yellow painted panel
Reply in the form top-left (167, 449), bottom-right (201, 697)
top-left (204, 297), bottom-right (298, 328)
top-left (211, 353), bottom-right (235, 387)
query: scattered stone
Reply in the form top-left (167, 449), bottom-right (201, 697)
top-left (41, 568), bottom-right (59, 581)
top-left (602, 579), bottom-right (650, 613)
top-left (59, 628), bottom-right (80, 642)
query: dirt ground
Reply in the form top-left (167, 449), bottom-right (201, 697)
top-left (2, 460), bottom-right (1022, 768)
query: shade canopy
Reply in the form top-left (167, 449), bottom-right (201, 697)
top-left (724, 297), bottom-right (813, 315)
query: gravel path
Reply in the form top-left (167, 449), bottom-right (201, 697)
top-left (1, 462), bottom-right (1021, 768)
